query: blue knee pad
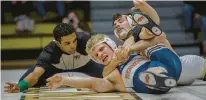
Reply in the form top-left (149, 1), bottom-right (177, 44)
top-left (149, 49), bottom-right (181, 80)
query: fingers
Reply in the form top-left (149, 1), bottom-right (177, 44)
top-left (4, 89), bottom-right (13, 93)
top-left (46, 77), bottom-right (53, 82)
top-left (47, 74), bottom-right (62, 83)
top-left (46, 81), bottom-right (55, 89)
top-left (46, 82), bottom-right (52, 89)
top-left (47, 75), bottom-right (55, 82)
top-left (4, 85), bottom-right (20, 93)
top-left (46, 82), bottom-right (58, 89)
top-left (46, 82), bottom-right (50, 87)
top-left (4, 86), bottom-right (11, 89)
top-left (133, 0), bottom-right (145, 8)
top-left (4, 89), bottom-right (19, 93)
top-left (4, 82), bottom-right (18, 91)
top-left (114, 48), bottom-right (120, 57)
top-left (112, 51), bottom-right (117, 59)
top-left (124, 47), bottom-right (130, 56)
top-left (133, 0), bottom-right (140, 6)
top-left (51, 84), bottom-right (58, 89)
top-left (5, 82), bottom-right (15, 86)
top-left (131, 7), bottom-right (137, 11)
top-left (116, 47), bottom-right (126, 57)
top-left (46, 81), bottom-right (53, 87)
top-left (119, 46), bottom-right (129, 57)
top-left (46, 74), bottom-right (63, 89)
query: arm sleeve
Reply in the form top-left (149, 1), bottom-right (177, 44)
top-left (35, 41), bottom-right (56, 70)
top-left (35, 49), bottom-right (52, 71)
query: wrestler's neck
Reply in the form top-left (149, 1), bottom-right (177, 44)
top-left (122, 32), bottom-right (133, 42)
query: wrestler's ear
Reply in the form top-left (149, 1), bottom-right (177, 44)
top-left (56, 41), bottom-right (61, 47)
top-left (139, 27), bottom-right (154, 40)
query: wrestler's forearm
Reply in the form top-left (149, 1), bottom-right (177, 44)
top-left (62, 77), bottom-right (116, 92)
top-left (129, 35), bottom-right (165, 54)
top-left (62, 77), bottom-right (93, 88)
top-left (129, 40), bottom-right (154, 54)
top-left (24, 66), bottom-right (45, 87)
top-left (130, 36), bottom-right (176, 55)
top-left (103, 61), bottom-right (120, 77)
top-left (138, 2), bottom-right (160, 25)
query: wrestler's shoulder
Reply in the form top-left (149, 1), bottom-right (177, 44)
top-left (43, 40), bottom-right (60, 54)
top-left (76, 32), bottom-right (91, 40)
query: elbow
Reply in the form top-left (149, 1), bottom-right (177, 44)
top-left (93, 88), bottom-right (109, 93)
top-left (153, 12), bottom-right (160, 25)
top-left (160, 32), bottom-right (166, 39)
top-left (90, 78), bottom-right (112, 93)
top-left (93, 86), bottom-right (112, 93)
top-left (91, 83), bottom-right (108, 93)
top-left (156, 20), bottom-right (160, 25)
top-left (152, 35), bottom-right (166, 44)
top-left (155, 17), bottom-right (160, 25)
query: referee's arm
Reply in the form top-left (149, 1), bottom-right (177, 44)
top-left (23, 66), bottom-right (45, 88)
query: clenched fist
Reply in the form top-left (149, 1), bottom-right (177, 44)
top-left (131, 0), bottom-right (146, 11)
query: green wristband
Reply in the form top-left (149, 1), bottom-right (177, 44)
top-left (18, 80), bottom-right (28, 92)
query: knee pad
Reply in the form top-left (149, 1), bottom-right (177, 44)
top-left (177, 55), bottom-right (205, 85)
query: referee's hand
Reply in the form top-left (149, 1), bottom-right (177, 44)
top-left (4, 82), bottom-right (20, 93)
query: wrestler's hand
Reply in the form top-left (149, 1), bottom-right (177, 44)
top-left (4, 82), bottom-right (20, 93)
top-left (46, 74), bottom-right (64, 89)
top-left (131, 0), bottom-right (146, 11)
top-left (113, 46), bottom-right (130, 64)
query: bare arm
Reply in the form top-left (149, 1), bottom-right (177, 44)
top-left (129, 32), bottom-right (176, 54)
top-left (46, 75), bottom-right (116, 93)
top-left (129, 32), bottom-right (166, 54)
top-left (24, 66), bottom-right (45, 87)
top-left (103, 59), bottom-right (121, 77)
top-left (65, 77), bottom-right (116, 92)
top-left (4, 66), bottom-right (45, 93)
top-left (103, 48), bottom-right (130, 77)
top-left (105, 69), bottom-right (127, 92)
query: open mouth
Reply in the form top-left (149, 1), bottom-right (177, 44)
top-left (101, 54), bottom-right (108, 63)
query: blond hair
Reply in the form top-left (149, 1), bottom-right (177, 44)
top-left (86, 34), bottom-right (106, 55)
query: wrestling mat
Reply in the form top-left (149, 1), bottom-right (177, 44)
top-left (8, 87), bottom-right (141, 100)
top-left (2, 80), bottom-right (206, 100)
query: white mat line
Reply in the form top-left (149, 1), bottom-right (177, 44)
top-left (41, 95), bottom-right (120, 98)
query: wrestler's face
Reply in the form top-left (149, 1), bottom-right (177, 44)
top-left (91, 43), bottom-right (114, 65)
top-left (140, 27), bottom-right (154, 36)
top-left (59, 32), bottom-right (77, 54)
top-left (113, 15), bottom-right (131, 39)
